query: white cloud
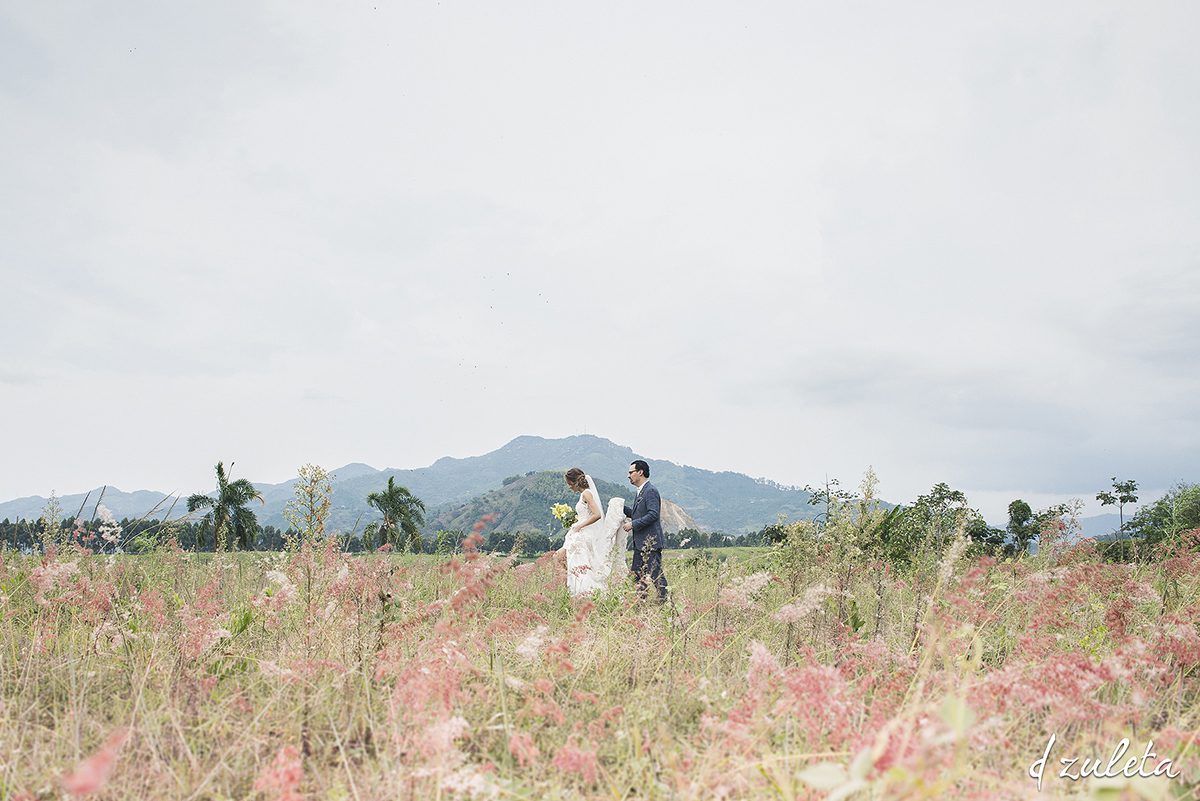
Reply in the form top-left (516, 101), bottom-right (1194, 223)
top-left (1, 1), bottom-right (1196, 521)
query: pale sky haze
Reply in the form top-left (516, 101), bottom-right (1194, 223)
top-left (2, 2), bottom-right (1197, 521)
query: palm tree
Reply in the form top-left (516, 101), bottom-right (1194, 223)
top-left (366, 476), bottom-right (426, 553)
top-left (187, 461), bottom-right (264, 551)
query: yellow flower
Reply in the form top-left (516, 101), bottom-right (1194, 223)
top-left (550, 503), bottom-right (577, 529)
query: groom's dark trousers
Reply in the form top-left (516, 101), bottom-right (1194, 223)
top-left (624, 482), bottom-right (668, 602)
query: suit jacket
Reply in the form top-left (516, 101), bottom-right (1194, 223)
top-left (623, 482), bottom-right (665, 551)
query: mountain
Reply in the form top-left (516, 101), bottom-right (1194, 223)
top-left (319, 434), bottom-right (813, 533)
top-left (0, 488), bottom-right (191, 525)
top-left (0, 434), bottom-right (815, 534)
top-left (362, 434), bottom-right (815, 532)
top-left (425, 470), bottom-right (699, 537)
top-left (0, 448), bottom-right (1143, 545)
top-left (985, 513), bottom-right (1130, 544)
top-left (1078, 513), bottom-right (1126, 539)
top-left (657, 497), bottom-right (700, 534)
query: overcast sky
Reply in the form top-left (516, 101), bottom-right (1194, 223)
top-left (2, 2), bottom-right (1197, 521)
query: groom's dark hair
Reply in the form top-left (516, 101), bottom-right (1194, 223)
top-left (631, 459), bottom-right (650, 478)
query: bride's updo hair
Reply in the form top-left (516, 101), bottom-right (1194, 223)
top-left (564, 467), bottom-right (587, 490)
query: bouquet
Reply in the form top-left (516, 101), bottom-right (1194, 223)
top-left (551, 503), bottom-right (577, 530)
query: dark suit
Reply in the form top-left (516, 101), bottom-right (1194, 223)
top-left (624, 482), bottom-right (668, 601)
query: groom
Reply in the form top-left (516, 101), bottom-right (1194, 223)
top-left (623, 460), bottom-right (668, 602)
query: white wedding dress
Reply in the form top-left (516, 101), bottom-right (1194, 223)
top-left (563, 476), bottom-right (627, 596)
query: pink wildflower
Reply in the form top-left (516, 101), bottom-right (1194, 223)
top-left (254, 744), bottom-right (303, 801)
top-left (588, 705), bottom-right (624, 740)
top-left (774, 584), bottom-right (834, 624)
top-left (485, 608), bottom-right (544, 636)
top-left (30, 559), bottom-right (80, 604)
top-left (463, 531), bottom-right (486, 552)
top-left (701, 628), bottom-right (737, 650)
top-left (61, 727), bottom-right (130, 797)
top-left (529, 698), bottom-right (566, 725)
top-left (96, 504), bottom-right (121, 547)
top-left (718, 571), bottom-right (773, 609)
top-left (179, 604), bottom-right (231, 659)
top-left (552, 742), bottom-right (598, 784)
top-left (1155, 618), bottom-right (1200, 668)
top-left (421, 715), bottom-right (470, 761)
top-left (746, 640), bottom-right (781, 692)
top-left (509, 731), bottom-right (540, 767)
top-left (136, 590), bottom-right (168, 629)
top-left (516, 626), bottom-right (548, 660)
top-left (777, 664), bottom-right (863, 747)
top-left (264, 570), bottom-right (298, 603)
top-left (574, 600), bottom-right (595, 622)
top-left (441, 767), bottom-right (497, 798)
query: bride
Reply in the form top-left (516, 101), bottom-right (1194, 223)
top-left (560, 467), bottom-right (626, 596)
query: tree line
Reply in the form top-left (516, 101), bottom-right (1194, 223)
top-left (6, 462), bottom-right (1197, 561)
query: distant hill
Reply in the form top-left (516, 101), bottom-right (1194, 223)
top-left (426, 471), bottom-right (699, 537)
top-left (0, 434), bottom-right (815, 534)
top-left (989, 513), bottom-right (1129, 544)
top-left (353, 434), bottom-right (815, 533)
top-left (1, 450), bottom-right (1143, 546)
top-left (1077, 513), bottom-right (1126, 539)
top-left (0, 488), bottom-right (191, 525)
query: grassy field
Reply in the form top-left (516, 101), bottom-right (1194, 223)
top-left (662, 546), bottom-right (769, 561)
top-left (2, 534), bottom-right (1199, 800)
top-left (507, 546), bottom-right (767, 566)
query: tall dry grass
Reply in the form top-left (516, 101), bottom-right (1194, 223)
top-left (2, 527), bottom-right (1199, 800)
